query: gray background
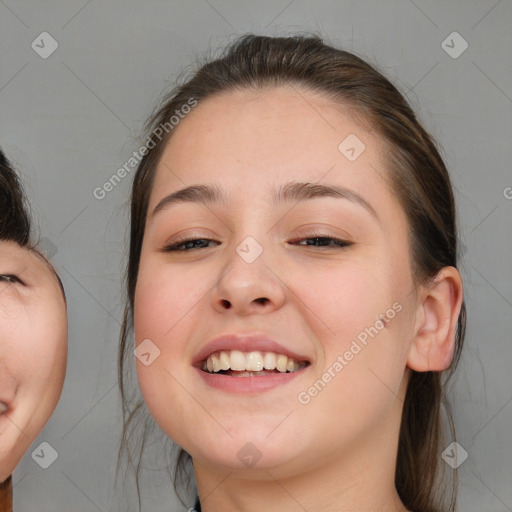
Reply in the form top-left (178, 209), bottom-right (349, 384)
top-left (1, 0), bottom-right (511, 510)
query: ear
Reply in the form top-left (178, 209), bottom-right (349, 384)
top-left (407, 266), bottom-right (464, 372)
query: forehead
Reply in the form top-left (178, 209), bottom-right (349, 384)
top-left (164, 86), bottom-right (379, 165)
top-left (1, 240), bottom-right (45, 264)
top-left (150, 86), bottom-right (397, 215)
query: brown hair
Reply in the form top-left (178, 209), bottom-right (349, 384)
top-left (0, 476), bottom-right (12, 511)
top-left (118, 34), bottom-right (466, 511)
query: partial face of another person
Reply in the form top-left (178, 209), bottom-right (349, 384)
top-left (133, 86), bottom-right (429, 476)
top-left (0, 241), bottom-right (67, 482)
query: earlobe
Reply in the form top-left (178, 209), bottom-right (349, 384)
top-left (407, 266), bottom-right (463, 372)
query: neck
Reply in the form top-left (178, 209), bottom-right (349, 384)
top-left (192, 421), bottom-right (409, 512)
top-left (0, 476), bottom-right (12, 512)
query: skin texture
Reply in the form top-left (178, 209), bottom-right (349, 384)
top-left (0, 241), bottom-right (67, 483)
top-left (134, 86), bottom-right (463, 512)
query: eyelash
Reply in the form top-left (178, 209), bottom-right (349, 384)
top-left (162, 234), bottom-right (352, 252)
top-left (0, 274), bottom-right (24, 285)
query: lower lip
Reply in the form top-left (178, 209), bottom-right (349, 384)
top-left (194, 366), bottom-right (308, 393)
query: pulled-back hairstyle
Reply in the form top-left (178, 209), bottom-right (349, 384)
top-left (118, 34), bottom-right (466, 512)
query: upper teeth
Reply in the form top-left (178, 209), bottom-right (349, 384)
top-left (0, 402), bottom-right (7, 414)
top-left (202, 350), bottom-right (307, 373)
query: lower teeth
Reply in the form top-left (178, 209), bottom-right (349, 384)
top-left (231, 370), bottom-right (274, 377)
top-left (215, 369), bottom-right (289, 377)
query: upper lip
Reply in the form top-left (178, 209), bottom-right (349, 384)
top-left (192, 333), bottom-right (311, 368)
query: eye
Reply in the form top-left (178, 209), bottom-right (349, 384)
top-left (0, 274), bottom-right (24, 285)
top-left (162, 238), bottom-right (220, 252)
top-left (161, 234), bottom-right (352, 252)
top-left (291, 235), bottom-right (352, 249)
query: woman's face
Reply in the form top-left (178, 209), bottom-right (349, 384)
top-left (0, 241), bottom-right (67, 481)
top-left (134, 86), bottom-right (420, 477)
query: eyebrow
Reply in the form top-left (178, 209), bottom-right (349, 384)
top-left (151, 181), bottom-right (379, 221)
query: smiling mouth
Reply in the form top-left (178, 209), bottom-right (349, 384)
top-left (200, 349), bottom-right (310, 376)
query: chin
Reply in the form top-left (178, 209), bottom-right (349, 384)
top-left (186, 433), bottom-right (302, 473)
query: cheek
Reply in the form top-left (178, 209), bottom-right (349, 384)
top-left (294, 264), bottom-right (410, 427)
top-left (291, 261), bottom-right (393, 347)
top-left (0, 315), bottom-right (36, 382)
top-left (133, 260), bottom-right (209, 413)
top-left (19, 307), bottom-right (67, 395)
top-left (134, 258), bottom-right (213, 342)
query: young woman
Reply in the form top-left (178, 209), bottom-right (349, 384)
top-left (119, 35), bottom-right (466, 512)
top-left (0, 150), bottom-right (68, 511)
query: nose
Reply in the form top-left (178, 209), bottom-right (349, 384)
top-left (210, 243), bottom-right (286, 316)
